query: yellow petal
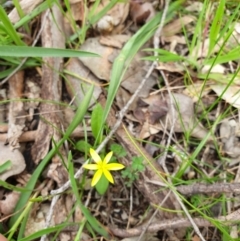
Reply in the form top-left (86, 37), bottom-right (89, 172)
top-left (90, 148), bottom-right (102, 163)
top-left (91, 169), bottom-right (103, 186)
top-left (103, 169), bottom-right (114, 183)
top-left (106, 163), bottom-right (125, 170)
top-left (103, 151), bottom-right (113, 164)
top-left (83, 164), bottom-right (98, 170)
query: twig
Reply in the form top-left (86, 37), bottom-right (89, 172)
top-left (110, 208), bottom-right (240, 238)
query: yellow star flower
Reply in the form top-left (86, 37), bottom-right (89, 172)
top-left (83, 148), bottom-right (125, 186)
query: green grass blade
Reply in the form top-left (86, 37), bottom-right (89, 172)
top-left (0, 6), bottom-right (25, 46)
top-left (14, 0), bottom-right (54, 29)
top-left (12, 0), bottom-right (30, 33)
top-left (0, 160), bottom-right (11, 173)
top-left (0, 46), bottom-right (99, 57)
top-left (18, 223), bottom-right (71, 241)
top-left (209, 0), bottom-right (225, 55)
top-left (0, 180), bottom-right (30, 192)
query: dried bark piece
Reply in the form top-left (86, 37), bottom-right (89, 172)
top-left (0, 142), bottom-right (26, 181)
top-left (7, 70), bottom-right (26, 149)
top-left (31, 5), bottom-right (65, 164)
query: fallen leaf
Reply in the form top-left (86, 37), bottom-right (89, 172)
top-left (162, 15), bottom-right (196, 37)
top-left (130, 1), bottom-right (155, 24)
top-left (99, 35), bottom-right (130, 48)
top-left (80, 37), bottom-right (157, 98)
top-left (65, 58), bottom-right (102, 107)
top-left (0, 142), bottom-right (26, 181)
top-left (162, 93), bottom-right (210, 139)
top-left (95, 1), bottom-right (129, 34)
top-left (211, 84), bottom-right (240, 109)
top-left (220, 119), bottom-right (240, 161)
top-left (79, 37), bottom-right (114, 80)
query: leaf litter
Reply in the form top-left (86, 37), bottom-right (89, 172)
top-left (0, 0), bottom-right (240, 241)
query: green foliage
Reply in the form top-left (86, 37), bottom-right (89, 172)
top-left (209, 0), bottom-right (225, 55)
top-left (75, 140), bottom-right (92, 153)
top-left (121, 156), bottom-right (145, 187)
top-left (110, 143), bottom-right (127, 158)
top-left (95, 174), bottom-right (109, 195)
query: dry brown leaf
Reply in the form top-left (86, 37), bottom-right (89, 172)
top-left (99, 35), bottom-right (130, 48)
top-left (121, 52), bottom-right (157, 98)
top-left (79, 37), bottom-right (114, 80)
top-left (161, 35), bottom-right (186, 44)
top-left (162, 15), bottom-right (196, 37)
top-left (65, 58), bottom-right (102, 107)
top-left (130, 1), bottom-right (155, 24)
top-left (70, 0), bottom-right (85, 22)
top-left (211, 84), bottom-right (240, 109)
top-left (0, 142), bottom-right (26, 181)
top-left (157, 62), bottom-right (185, 73)
top-left (95, 0), bottom-right (129, 34)
top-left (220, 119), bottom-right (240, 161)
top-left (138, 121), bottom-right (161, 139)
top-left (116, 87), bottom-right (137, 111)
top-left (162, 93), bottom-right (210, 139)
